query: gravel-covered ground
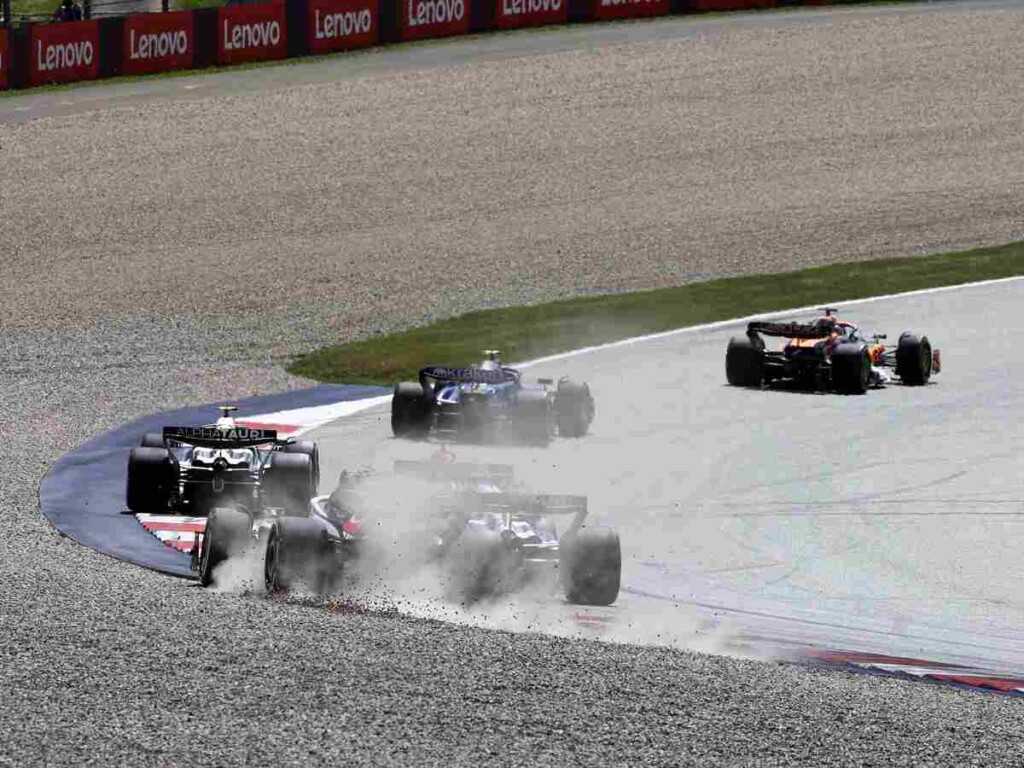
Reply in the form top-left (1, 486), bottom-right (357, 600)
top-left (3, 4), bottom-right (1024, 765)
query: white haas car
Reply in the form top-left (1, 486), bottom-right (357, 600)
top-left (125, 406), bottom-right (320, 570)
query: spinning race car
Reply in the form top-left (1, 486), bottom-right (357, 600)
top-left (725, 308), bottom-right (940, 394)
top-left (202, 457), bottom-right (621, 607)
top-left (391, 351), bottom-right (594, 445)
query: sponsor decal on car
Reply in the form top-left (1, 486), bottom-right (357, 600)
top-left (30, 20), bottom-right (100, 87)
top-left (0, 30), bottom-right (8, 91)
top-left (401, 0), bottom-right (469, 41)
top-left (591, 0), bottom-right (668, 21)
top-left (163, 425), bottom-right (279, 443)
top-left (123, 11), bottom-right (194, 76)
top-left (307, 0), bottom-right (378, 54)
top-left (495, 0), bottom-right (566, 29)
top-left (217, 1), bottom-right (287, 65)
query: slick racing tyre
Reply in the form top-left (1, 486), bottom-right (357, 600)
top-left (831, 343), bottom-right (871, 395)
top-left (896, 332), bottom-right (932, 386)
top-left (264, 518), bottom-right (330, 594)
top-left (391, 382), bottom-right (431, 439)
top-left (555, 380), bottom-right (595, 438)
top-left (139, 432), bottom-right (165, 449)
top-left (262, 453), bottom-right (316, 512)
top-left (283, 439), bottom-right (321, 492)
top-left (199, 507), bottom-right (252, 587)
top-left (515, 389), bottom-right (553, 446)
top-left (725, 335), bottom-right (765, 387)
top-left (560, 526), bottom-right (621, 606)
top-left (125, 447), bottom-right (177, 513)
top-left (444, 528), bottom-right (514, 605)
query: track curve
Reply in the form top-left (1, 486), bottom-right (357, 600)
top-left (307, 279), bottom-right (1024, 677)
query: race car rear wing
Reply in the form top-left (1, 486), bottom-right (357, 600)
top-left (162, 425), bottom-right (278, 448)
top-left (478, 493), bottom-right (588, 517)
top-left (747, 321), bottom-right (832, 339)
top-left (419, 366), bottom-right (520, 386)
top-left (393, 459), bottom-right (515, 485)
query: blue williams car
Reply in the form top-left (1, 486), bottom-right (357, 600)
top-left (391, 351), bottom-right (594, 445)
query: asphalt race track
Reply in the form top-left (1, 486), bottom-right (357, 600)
top-left (308, 280), bottom-right (1024, 678)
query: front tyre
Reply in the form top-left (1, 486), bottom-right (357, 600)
top-left (391, 382), bottom-right (431, 440)
top-left (555, 380), bottom-right (595, 438)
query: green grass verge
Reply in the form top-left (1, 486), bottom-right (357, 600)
top-left (289, 242), bottom-right (1024, 385)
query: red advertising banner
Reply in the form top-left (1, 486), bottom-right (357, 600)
top-left (217, 2), bottom-right (287, 65)
top-left (692, 0), bottom-right (774, 9)
top-left (307, 0), bottom-right (378, 55)
top-left (495, 0), bottom-right (566, 29)
top-left (30, 20), bottom-right (100, 87)
top-left (0, 30), bottom-right (8, 92)
top-left (591, 0), bottom-right (668, 20)
top-left (401, 0), bottom-right (469, 41)
top-left (123, 11), bottom-right (194, 76)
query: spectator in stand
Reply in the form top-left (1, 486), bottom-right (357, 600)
top-left (53, 0), bottom-right (83, 22)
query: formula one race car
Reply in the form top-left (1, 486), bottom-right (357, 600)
top-left (219, 458), bottom-right (621, 606)
top-left (391, 351), bottom-right (595, 445)
top-left (725, 308), bottom-right (940, 394)
top-left (125, 405), bottom-right (320, 519)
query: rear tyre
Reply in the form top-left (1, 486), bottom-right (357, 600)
top-left (725, 336), bottom-right (765, 387)
top-left (199, 507), bottom-right (252, 587)
top-left (555, 380), bottom-right (595, 438)
top-left (560, 526), bottom-right (621, 606)
top-left (391, 382), bottom-right (431, 440)
top-left (125, 447), bottom-right (177, 513)
top-left (445, 528), bottom-right (509, 604)
top-left (515, 389), bottom-right (553, 446)
top-left (283, 439), bottom-right (320, 493)
top-left (831, 343), bottom-right (871, 395)
top-left (140, 432), bottom-right (165, 449)
top-left (262, 453), bottom-right (315, 513)
top-left (264, 518), bottom-right (329, 594)
top-left (896, 332), bottom-right (932, 386)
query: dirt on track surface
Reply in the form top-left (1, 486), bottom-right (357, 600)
top-left (4, 4), bottom-right (1024, 765)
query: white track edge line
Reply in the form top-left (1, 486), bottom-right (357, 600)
top-left (275, 274), bottom-right (1024, 433)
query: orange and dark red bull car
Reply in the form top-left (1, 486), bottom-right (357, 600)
top-left (725, 307), bottom-right (940, 394)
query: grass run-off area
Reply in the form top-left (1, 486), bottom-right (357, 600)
top-left (289, 241), bottom-right (1024, 385)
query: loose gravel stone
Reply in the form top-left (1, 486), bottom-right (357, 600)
top-left (2, 5), bottom-right (1024, 766)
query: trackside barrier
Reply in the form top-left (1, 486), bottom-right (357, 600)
top-left (592, 0), bottom-right (667, 20)
top-left (29, 19), bottom-right (99, 87)
top-left (0, 29), bottom-right (8, 91)
top-left (5, 0), bottom-right (872, 90)
top-left (307, 0), bottom-right (378, 54)
top-left (217, 0), bottom-right (287, 65)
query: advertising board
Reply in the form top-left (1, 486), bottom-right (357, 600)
top-left (0, 30), bottom-right (7, 92)
top-left (400, 0), bottom-right (469, 41)
top-left (494, 0), bottom-right (567, 30)
top-left (217, 2), bottom-right (287, 66)
top-left (123, 11), bottom-right (195, 76)
top-left (591, 0), bottom-right (668, 21)
top-left (29, 20), bottom-right (101, 87)
top-left (307, 0), bottom-right (378, 55)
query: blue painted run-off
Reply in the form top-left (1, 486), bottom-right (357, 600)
top-left (39, 385), bottom-right (389, 579)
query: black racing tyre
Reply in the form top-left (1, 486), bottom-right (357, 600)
top-left (391, 382), bottom-right (431, 439)
top-left (444, 528), bottom-right (510, 604)
top-left (555, 380), bottom-right (595, 438)
top-left (140, 432), bottom-right (165, 449)
top-left (515, 389), bottom-right (553, 446)
top-left (560, 526), bottom-right (621, 606)
top-left (199, 506), bottom-right (252, 587)
top-left (725, 335), bottom-right (765, 387)
top-left (896, 332), bottom-right (932, 386)
top-left (830, 343), bottom-right (871, 395)
top-left (283, 439), bottom-right (320, 492)
top-left (125, 447), bottom-right (177, 513)
top-left (262, 452), bottom-right (315, 513)
top-left (264, 518), bottom-right (330, 594)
